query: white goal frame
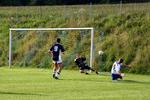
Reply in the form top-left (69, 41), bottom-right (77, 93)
top-left (9, 28), bottom-right (94, 68)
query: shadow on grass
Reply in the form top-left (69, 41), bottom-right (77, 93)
top-left (0, 91), bottom-right (49, 96)
top-left (62, 78), bottom-right (100, 82)
top-left (63, 78), bottom-right (150, 85)
top-left (118, 80), bottom-right (150, 84)
top-left (62, 77), bottom-right (110, 83)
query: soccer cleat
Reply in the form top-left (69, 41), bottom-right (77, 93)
top-left (53, 74), bottom-right (55, 79)
top-left (52, 74), bottom-right (59, 79)
top-left (96, 71), bottom-right (99, 75)
top-left (55, 76), bottom-right (59, 80)
top-left (54, 72), bottom-right (60, 79)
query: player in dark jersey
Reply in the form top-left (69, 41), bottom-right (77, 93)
top-left (74, 54), bottom-right (99, 75)
top-left (49, 38), bottom-right (65, 79)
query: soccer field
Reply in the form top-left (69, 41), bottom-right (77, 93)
top-left (0, 67), bottom-right (150, 100)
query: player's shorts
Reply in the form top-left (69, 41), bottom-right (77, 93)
top-left (111, 74), bottom-right (122, 80)
top-left (53, 55), bottom-right (62, 64)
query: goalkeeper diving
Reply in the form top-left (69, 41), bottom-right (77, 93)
top-left (74, 53), bottom-right (99, 75)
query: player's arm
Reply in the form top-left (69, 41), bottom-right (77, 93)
top-left (48, 46), bottom-right (54, 56)
top-left (122, 63), bottom-right (131, 68)
top-left (124, 64), bottom-right (131, 67)
top-left (62, 51), bottom-right (64, 55)
top-left (61, 45), bottom-right (65, 54)
top-left (48, 50), bottom-right (53, 56)
top-left (74, 58), bottom-right (78, 65)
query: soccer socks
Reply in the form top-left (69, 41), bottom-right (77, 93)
top-left (52, 71), bottom-right (56, 78)
top-left (56, 70), bottom-right (61, 77)
top-left (52, 71), bottom-right (61, 79)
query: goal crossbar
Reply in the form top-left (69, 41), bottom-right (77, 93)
top-left (9, 27), bottom-right (94, 68)
top-left (9, 28), bottom-right (94, 31)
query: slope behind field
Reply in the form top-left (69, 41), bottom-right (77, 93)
top-left (0, 67), bottom-right (150, 100)
top-left (0, 4), bottom-right (150, 74)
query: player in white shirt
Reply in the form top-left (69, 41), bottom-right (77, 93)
top-left (111, 58), bottom-right (124, 80)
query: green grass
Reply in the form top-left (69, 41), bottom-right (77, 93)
top-left (0, 67), bottom-right (150, 100)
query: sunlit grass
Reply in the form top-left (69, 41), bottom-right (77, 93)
top-left (0, 67), bottom-right (150, 100)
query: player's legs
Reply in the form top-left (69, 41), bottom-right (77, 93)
top-left (52, 61), bottom-right (59, 79)
top-left (89, 67), bottom-right (99, 74)
top-left (53, 63), bottom-right (63, 79)
top-left (79, 69), bottom-right (85, 73)
top-left (81, 65), bottom-right (99, 75)
top-left (79, 67), bottom-right (89, 74)
top-left (55, 56), bottom-right (63, 79)
top-left (57, 63), bottom-right (63, 74)
top-left (79, 67), bottom-right (84, 73)
top-left (112, 74), bottom-right (122, 80)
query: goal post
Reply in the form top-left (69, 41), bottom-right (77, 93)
top-left (9, 28), bottom-right (94, 68)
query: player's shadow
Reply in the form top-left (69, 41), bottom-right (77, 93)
top-left (119, 80), bottom-right (150, 84)
top-left (63, 78), bottom-right (107, 83)
top-left (0, 91), bottom-right (49, 96)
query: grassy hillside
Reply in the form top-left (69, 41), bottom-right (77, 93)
top-left (0, 4), bottom-right (150, 74)
top-left (0, 67), bottom-right (150, 100)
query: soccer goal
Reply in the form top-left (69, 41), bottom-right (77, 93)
top-left (9, 28), bottom-right (94, 68)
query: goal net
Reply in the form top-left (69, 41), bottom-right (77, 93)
top-left (9, 28), bottom-right (94, 68)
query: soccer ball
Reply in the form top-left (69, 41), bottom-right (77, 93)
top-left (98, 50), bottom-right (104, 55)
